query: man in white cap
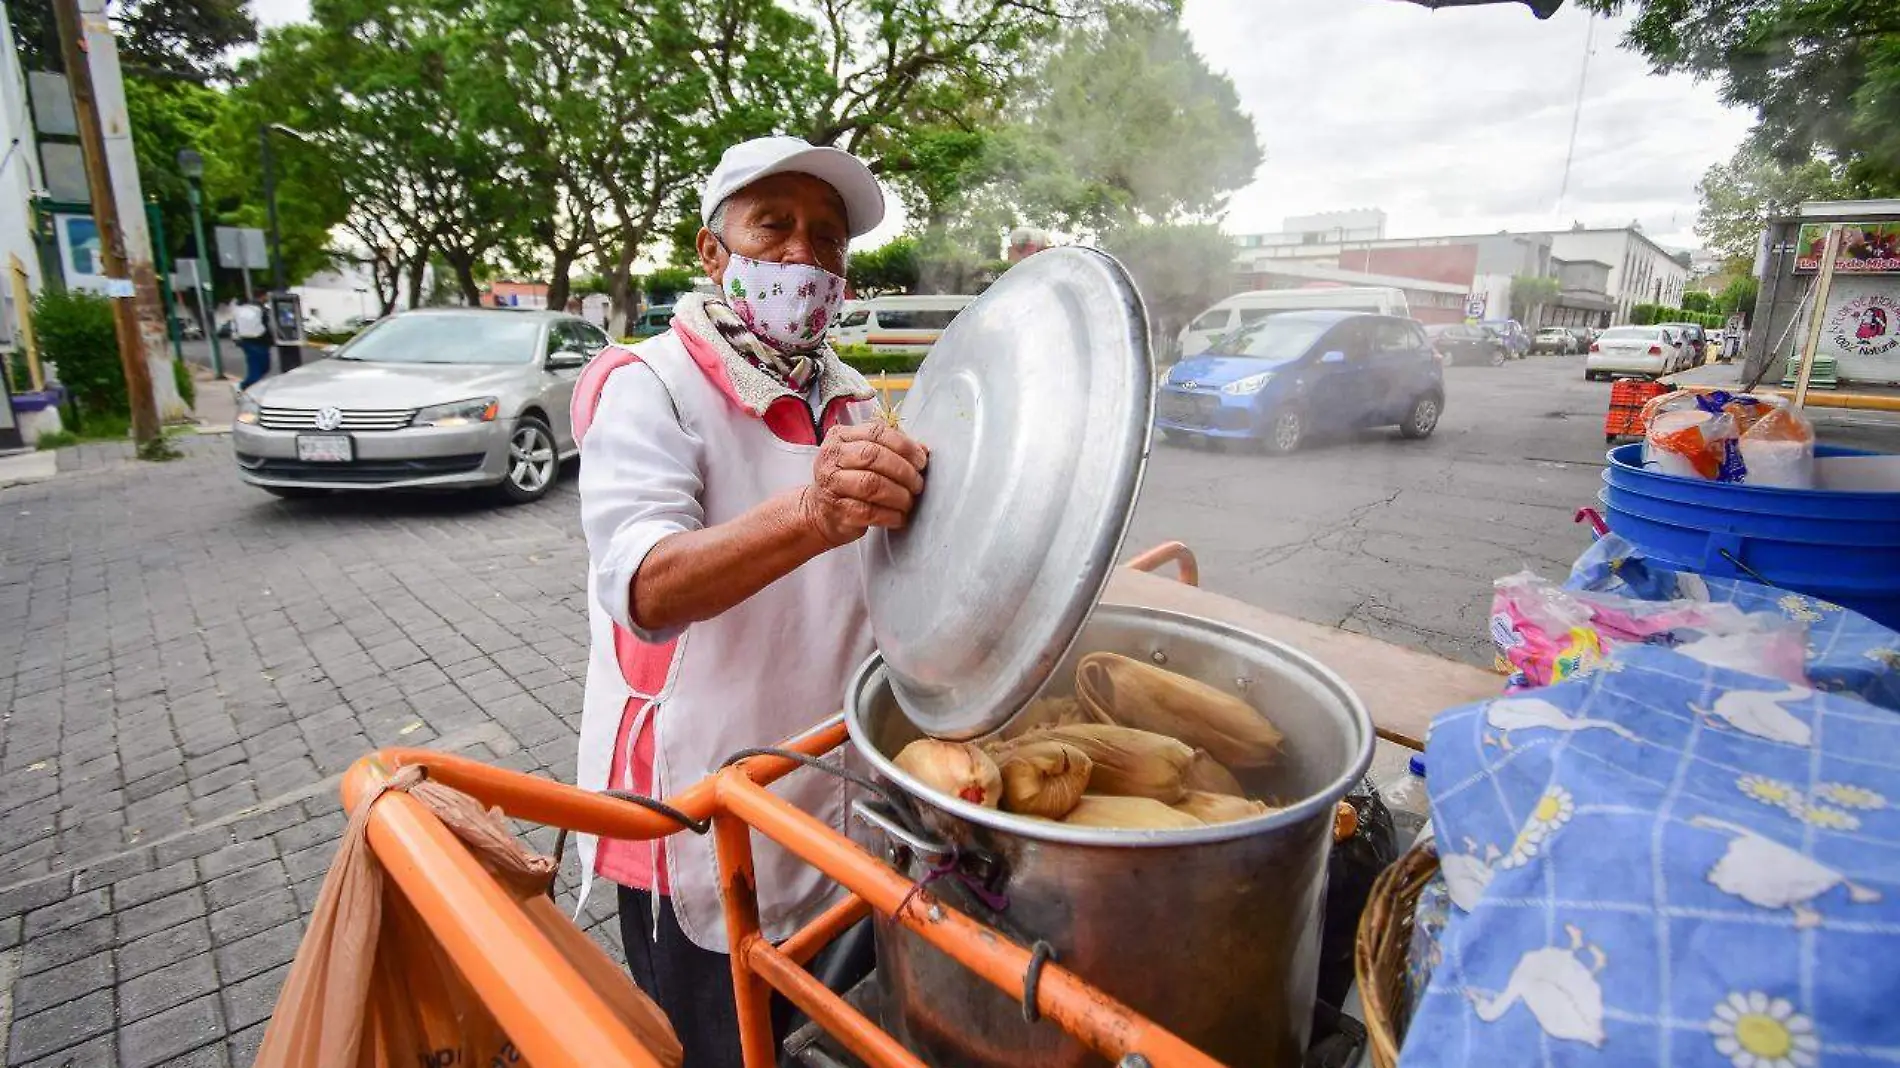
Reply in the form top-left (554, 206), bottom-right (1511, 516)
top-left (569, 136), bottom-right (927, 1064)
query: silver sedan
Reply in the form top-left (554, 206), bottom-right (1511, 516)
top-left (232, 308), bottom-right (611, 503)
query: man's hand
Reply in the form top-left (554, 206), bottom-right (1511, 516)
top-left (799, 422), bottom-right (929, 546)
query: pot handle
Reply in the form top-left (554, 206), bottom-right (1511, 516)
top-left (852, 798), bottom-right (953, 860)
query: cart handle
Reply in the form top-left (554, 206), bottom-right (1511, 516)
top-left (1124, 541), bottom-right (1200, 586)
top-left (345, 718), bottom-right (849, 841)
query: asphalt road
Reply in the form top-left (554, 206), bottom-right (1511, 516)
top-left (1122, 354), bottom-right (1900, 667)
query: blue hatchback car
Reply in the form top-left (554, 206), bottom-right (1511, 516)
top-left (1155, 311), bottom-right (1445, 453)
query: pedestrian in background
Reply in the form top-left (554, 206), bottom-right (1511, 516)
top-left (234, 290), bottom-right (273, 391)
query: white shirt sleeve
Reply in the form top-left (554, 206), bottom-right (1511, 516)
top-left (578, 361), bottom-right (704, 644)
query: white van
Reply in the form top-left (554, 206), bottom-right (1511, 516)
top-left (1176, 287), bottom-right (1411, 357)
top-left (832, 295), bottom-right (974, 355)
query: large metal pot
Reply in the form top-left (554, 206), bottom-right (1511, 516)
top-left (846, 604), bottom-right (1375, 1068)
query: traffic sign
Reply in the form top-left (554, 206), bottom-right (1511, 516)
top-left (215, 226), bottom-right (269, 270)
top-left (1464, 294), bottom-right (1487, 318)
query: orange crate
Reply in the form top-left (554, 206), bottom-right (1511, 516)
top-left (1604, 379), bottom-right (1668, 441)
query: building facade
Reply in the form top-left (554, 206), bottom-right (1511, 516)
top-left (1747, 198), bottom-right (1900, 387)
top-left (1543, 227), bottom-right (1687, 323)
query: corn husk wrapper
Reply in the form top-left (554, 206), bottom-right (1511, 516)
top-left (1075, 652), bottom-right (1285, 768)
top-left (993, 740), bottom-right (1092, 819)
top-left (1061, 794), bottom-right (1205, 830)
top-left (997, 695), bottom-right (1110, 741)
top-left (1033, 724), bottom-right (1194, 803)
top-left (894, 739), bottom-right (1001, 808)
top-left (1173, 791), bottom-right (1274, 825)
top-left (1183, 750), bottom-right (1246, 796)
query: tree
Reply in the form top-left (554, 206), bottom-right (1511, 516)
top-left (1694, 143), bottom-right (1872, 262)
top-left (9, 0), bottom-right (256, 81)
top-left (1717, 275), bottom-right (1759, 322)
top-left (640, 267), bottom-right (699, 306)
top-left (848, 237), bottom-right (922, 295)
top-left (1576, 0), bottom-right (1900, 187)
top-left (1098, 222), bottom-right (1237, 359)
top-left (1508, 274), bottom-right (1559, 326)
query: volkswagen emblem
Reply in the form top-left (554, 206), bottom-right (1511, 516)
top-left (313, 406), bottom-right (344, 431)
top-left (1179, 380), bottom-right (1199, 392)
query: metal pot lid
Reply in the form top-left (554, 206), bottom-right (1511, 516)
top-left (861, 247), bottom-right (1152, 739)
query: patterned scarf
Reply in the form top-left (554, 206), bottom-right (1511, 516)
top-left (699, 298), bottom-right (821, 393)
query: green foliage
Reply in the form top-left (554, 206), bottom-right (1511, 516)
top-left (9, 0), bottom-right (257, 81)
top-left (641, 267), bottom-right (699, 306)
top-left (838, 350), bottom-right (926, 376)
top-left (1509, 275), bottom-right (1560, 322)
top-left (1630, 303), bottom-right (1723, 329)
top-left (1681, 291), bottom-right (1716, 314)
top-left (1694, 143), bottom-right (1876, 262)
top-left (1717, 275), bottom-right (1760, 322)
top-left (33, 290), bottom-right (123, 418)
top-left (1098, 223), bottom-right (1240, 359)
top-left (1576, 0), bottom-right (1900, 188)
top-left (849, 237), bottom-right (923, 296)
top-left (917, 4), bottom-right (1261, 240)
top-left (172, 358), bottom-right (195, 411)
top-left (33, 430), bottom-right (78, 451)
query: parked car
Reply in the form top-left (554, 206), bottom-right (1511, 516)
top-left (1176, 287), bottom-right (1412, 357)
top-left (1584, 325), bottom-right (1686, 381)
top-left (1659, 321), bottom-right (1709, 367)
top-left (629, 304), bottom-right (675, 340)
top-left (830, 294), bottom-right (974, 356)
top-left (1425, 322), bottom-right (1506, 366)
top-left (232, 308), bottom-right (610, 503)
top-left (1531, 326), bottom-right (1580, 354)
top-left (1155, 310), bottom-right (1444, 454)
top-left (1479, 319), bottom-right (1531, 359)
top-left (1564, 326), bottom-right (1597, 351)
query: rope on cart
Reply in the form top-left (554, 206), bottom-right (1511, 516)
top-left (1021, 940), bottom-right (1057, 1024)
top-left (894, 847), bottom-right (1013, 922)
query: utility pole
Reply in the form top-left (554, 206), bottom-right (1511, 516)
top-left (52, 0), bottom-right (164, 452)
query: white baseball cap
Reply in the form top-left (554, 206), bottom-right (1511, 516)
top-left (700, 136), bottom-right (885, 239)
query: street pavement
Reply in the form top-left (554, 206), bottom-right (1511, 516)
top-left (0, 353), bottom-right (1895, 1065)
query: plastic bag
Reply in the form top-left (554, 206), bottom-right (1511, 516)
top-left (255, 766), bottom-right (683, 1068)
top-left (1491, 570), bottom-right (1808, 689)
top-left (1639, 387), bottom-right (1813, 486)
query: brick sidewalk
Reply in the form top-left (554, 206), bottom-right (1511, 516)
top-left (0, 438), bottom-right (616, 1066)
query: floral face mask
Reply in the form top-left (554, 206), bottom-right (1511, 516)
top-left (720, 251), bottom-right (846, 353)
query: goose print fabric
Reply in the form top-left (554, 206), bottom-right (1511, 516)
top-left (1404, 643), bottom-right (1900, 1067)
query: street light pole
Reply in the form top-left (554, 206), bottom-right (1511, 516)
top-left (259, 122), bottom-right (285, 293)
top-left (176, 148), bottom-right (224, 379)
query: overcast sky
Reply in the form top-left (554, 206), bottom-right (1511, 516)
top-left (249, 0), bottom-right (1754, 251)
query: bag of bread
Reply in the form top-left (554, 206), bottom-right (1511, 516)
top-left (1035, 723), bottom-right (1194, 803)
top-left (894, 739), bottom-right (1001, 807)
top-left (993, 739), bottom-right (1092, 819)
top-left (1075, 653), bottom-right (1284, 768)
top-left (1173, 791), bottom-right (1273, 824)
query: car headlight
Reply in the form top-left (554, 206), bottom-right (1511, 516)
top-left (1221, 372), bottom-right (1275, 396)
top-left (413, 397), bottom-right (500, 427)
top-left (235, 392), bottom-right (260, 424)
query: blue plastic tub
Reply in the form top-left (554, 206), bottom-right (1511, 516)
top-left (1601, 443), bottom-right (1900, 628)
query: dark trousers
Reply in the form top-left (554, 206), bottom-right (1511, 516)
top-left (618, 885), bottom-right (874, 1068)
top-left (237, 340), bottom-right (272, 390)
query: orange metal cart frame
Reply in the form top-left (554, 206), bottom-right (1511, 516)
top-left (339, 543), bottom-right (1223, 1068)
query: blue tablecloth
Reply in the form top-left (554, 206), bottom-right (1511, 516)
top-left (1405, 642), bottom-right (1900, 1067)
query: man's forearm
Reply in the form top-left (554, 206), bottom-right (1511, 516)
top-left (630, 488), bottom-right (835, 633)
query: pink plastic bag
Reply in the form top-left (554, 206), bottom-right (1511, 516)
top-left (1491, 571), bottom-right (1808, 689)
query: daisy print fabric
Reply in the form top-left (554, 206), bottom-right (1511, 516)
top-left (1402, 642), bottom-right (1900, 1067)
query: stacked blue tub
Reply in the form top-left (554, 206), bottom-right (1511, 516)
top-left (1601, 443), bottom-right (1900, 628)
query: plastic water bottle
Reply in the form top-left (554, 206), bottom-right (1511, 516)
top-left (1382, 755), bottom-right (1430, 852)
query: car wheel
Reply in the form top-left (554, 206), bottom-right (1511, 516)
top-left (1261, 408), bottom-right (1304, 455)
top-left (1584, 370), bottom-right (1601, 382)
top-left (495, 415), bottom-right (559, 504)
top-left (1399, 394), bottom-right (1441, 439)
top-left (260, 485), bottom-right (328, 500)
top-left (1490, 349), bottom-right (1507, 367)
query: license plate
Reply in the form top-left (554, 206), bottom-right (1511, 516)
top-left (1159, 393), bottom-right (1199, 424)
top-left (297, 434), bottom-right (353, 463)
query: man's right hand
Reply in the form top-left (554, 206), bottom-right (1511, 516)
top-left (800, 422), bottom-right (929, 546)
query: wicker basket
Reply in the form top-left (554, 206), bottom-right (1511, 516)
top-left (1354, 844), bottom-right (1441, 1068)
